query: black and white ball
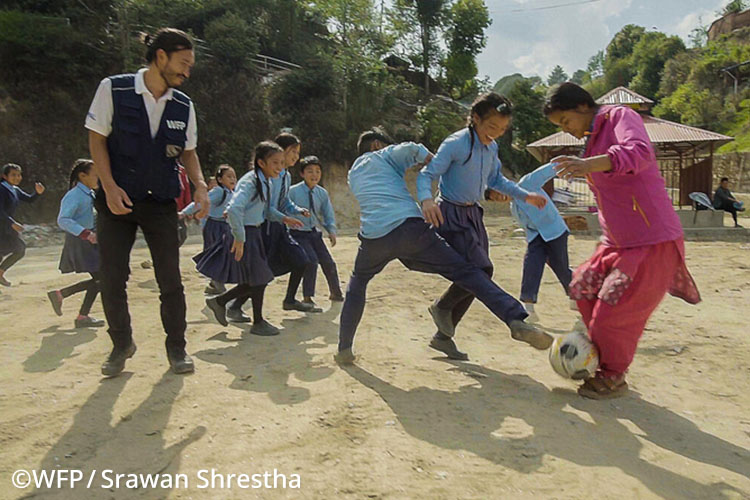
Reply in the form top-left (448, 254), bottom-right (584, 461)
top-left (549, 331), bottom-right (599, 380)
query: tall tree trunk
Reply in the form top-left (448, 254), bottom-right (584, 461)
top-left (421, 24), bottom-right (430, 95)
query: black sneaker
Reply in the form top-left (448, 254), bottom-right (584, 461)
top-left (47, 290), bottom-right (63, 316)
top-left (283, 300), bottom-right (314, 312)
top-left (167, 349), bottom-right (195, 374)
top-left (0, 276), bottom-right (11, 287)
top-left (206, 297), bottom-right (228, 326)
top-left (101, 342), bottom-right (136, 377)
top-left (226, 308), bottom-right (252, 323)
top-left (428, 301), bottom-right (455, 337)
top-left (429, 333), bottom-right (469, 360)
top-left (75, 316), bottom-right (105, 328)
top-left (250, 320), bottom-right (280, 336)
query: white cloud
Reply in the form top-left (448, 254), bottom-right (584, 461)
top-left (478, 0), bottom-right (633, 82)
top-left (477, 0), bottom-right (723, 84)
top-left (667, 0), bottom-right (724, 42)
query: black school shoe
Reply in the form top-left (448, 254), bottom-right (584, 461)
top-left (75, 316), bottom-right (105, 328)
top-left (282, 300), bottom-right (314, 312)
top-left (429, 332), bottom-right (469, 361)
top-left (333, 348), bottom-right (357, 365)
top-left (101, 342), bottom-right (137, 377)
top-left (250, 320), bottom-right (280, 336)
top-left (428, 301), bottom-right (455, 337)
top-left (167, 348), bottom-right (195, 374)
top-left (47, 290), bottom-right (63, 316)
top-left (206, 297), bottom-right (228, 326)
top-left (226, 308), bottom-right (252, 323)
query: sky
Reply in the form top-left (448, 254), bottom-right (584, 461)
top-left (475, 0), bottom-right (729, 84)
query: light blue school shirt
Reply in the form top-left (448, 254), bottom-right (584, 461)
top-left (349, 142), bottom-right (430, 239)
top-left (268, 169), bottom-right (304, 223)
top-left (182, 185), bottom-right (234, 220)
top-left (416, 127), bottom-right (529, 204)
top-left (510, 163), bottom-right (569, 243)
top-left (288, 182), bottom-right (337, 234)
top-left (57, 183), bottom-right (96, 236)
top-left (226, 169), bottom-right (272, 242)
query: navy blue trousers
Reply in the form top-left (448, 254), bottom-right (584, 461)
top-left (338, 218), bottom-right (527, 351)
top-left (520, 232), bottom-right (572, 303)
top-left (290, 229), bottom-right (342, 298)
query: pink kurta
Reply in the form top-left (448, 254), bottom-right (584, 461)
top-left (569, 105), bottom-right (700, 377)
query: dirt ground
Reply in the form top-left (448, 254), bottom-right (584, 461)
top-left (0, 216), bottom-right (749, 500)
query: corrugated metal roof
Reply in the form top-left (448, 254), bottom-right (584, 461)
top-left (527, 114), bottom-right (733, 149)
top-left (643, 115), bottom-right (733, 143)
top-left (596, 86), bottom-right (654, 105)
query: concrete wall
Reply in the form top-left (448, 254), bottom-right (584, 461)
top-left (713, 152), bottom-right (750, 193)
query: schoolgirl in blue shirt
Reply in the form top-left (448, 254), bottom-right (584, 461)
top-left (200, 142), bottom-right (303, 336)
top-left (335, 129), bottom-right (551, 365)
top-left (510, 162), bottom-right (578, 323)
top-left (416, 93), bottom-right (548, 359)
top-left (46, 160), bottom-right (105, 328)
top-left (0, 163), bottom-right (45, 287)
top-left (181, 164), bottom-right (237, 295)
top-left (288, 155), bottom-right (344, 310)
top-left (261, 133), bottom-right (316, 313)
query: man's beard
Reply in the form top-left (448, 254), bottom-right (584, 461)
top-left (160, 68), bottom-right (185, 88)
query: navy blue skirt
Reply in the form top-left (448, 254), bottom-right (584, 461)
top-left (59, 233), bottom-right (99, 274)
top-left (0, 230), bottom-right (24, 257)
top-left (261, 221), bottom-right (312, 277)
top-left (194, 225), bottom-right (273, 286)
top-left (202, 218), bottom-right (231, 252)
top-left (437, 201), bottom-right (493, 272)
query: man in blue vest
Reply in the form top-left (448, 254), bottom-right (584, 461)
top-left (86, 28), bottom-right (209, 377)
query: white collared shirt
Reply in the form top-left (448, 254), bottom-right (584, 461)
top-left (85, 68), bottom-right (197, 150)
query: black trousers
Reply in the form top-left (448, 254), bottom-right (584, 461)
top-left (716, 200), bottom-right (739, 224)
top-left (96, 193), bottom-right (186, 352)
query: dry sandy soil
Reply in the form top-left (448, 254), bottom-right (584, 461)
top-left (1, 215), bottom-right (749, 500)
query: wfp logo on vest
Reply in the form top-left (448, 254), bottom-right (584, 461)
top-left (166, 120), bottom-right (187, 131)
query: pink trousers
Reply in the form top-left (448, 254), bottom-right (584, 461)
top-left (571, 239), bottom-right (699, 377)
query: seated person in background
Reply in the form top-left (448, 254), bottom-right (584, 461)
top-left (713, 177), bottom-right (745, 228)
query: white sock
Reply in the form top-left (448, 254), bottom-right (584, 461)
top-left (524, 303), bottom-right (535, 313)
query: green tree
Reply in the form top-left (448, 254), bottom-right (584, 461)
top-left (497, 77), bottom-right (558, 175)
top-left (416, 98), bottom-right (466, 151)
top-left (657, 51), bottom-right (698, 98)
top-left (721, 0), bottom-right (749, 15)
top-left (444, 0), bottom-right (491, 97)
top-left (392, 0), bottom-right (450, 94)
top-left (547, 65), bottom-right (569, 86)
top-left (630, 32), bottom-right (685, 99)
top-left (570, 69), bottom-right (587, 85)
top-left (586, 50), bottom-right (605, 79)
top-left (689, 18), bottom-right (709, 49)
top-left (603, 24), bottom-right (646, 89)
top-left (204, 12), bottom-right (259, 70)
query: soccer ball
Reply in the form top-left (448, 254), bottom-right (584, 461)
top-left (549, 331), bottom-right (599, 380)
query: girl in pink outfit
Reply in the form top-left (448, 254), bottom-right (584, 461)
top-left (544, 82), bottom-right (701, 399)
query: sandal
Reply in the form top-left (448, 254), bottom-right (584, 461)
top-left (578, 375), bottom-right (629, 400)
